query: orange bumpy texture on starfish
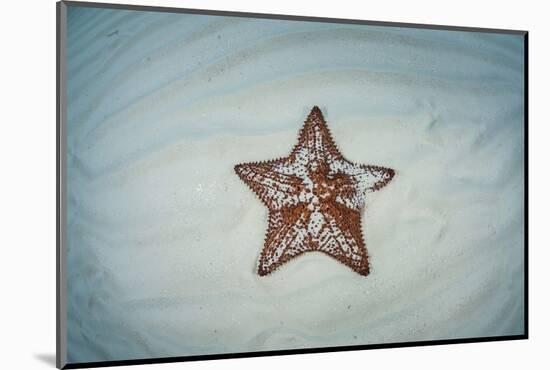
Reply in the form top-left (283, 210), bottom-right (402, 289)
top-left (235, 106), bottom-right (395, 276)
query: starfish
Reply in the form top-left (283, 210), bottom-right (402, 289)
top-left (234, 106), bottom-right (395, 276)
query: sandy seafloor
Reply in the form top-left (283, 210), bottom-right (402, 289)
top-left (65, 5), bottom-right (525, 363)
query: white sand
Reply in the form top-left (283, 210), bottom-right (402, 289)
top-left (65, 6), bottom-right (525, 363)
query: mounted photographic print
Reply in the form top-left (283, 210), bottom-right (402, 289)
top-left (56, 1), bottom-right (528, 368)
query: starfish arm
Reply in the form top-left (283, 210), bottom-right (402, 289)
top-left (315, 205), bottom-right (370, 276)
top-left (234, 159), bottom-right (303, 210)
top-left (291, 106), bottom-right (343, 165)
top-left (257, 206), bottom-right (310, 276)
top-left (331, 160), bottom-right (395, 210)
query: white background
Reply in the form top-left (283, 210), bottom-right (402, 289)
top-left (0, 0), bottom-right (545, 369)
